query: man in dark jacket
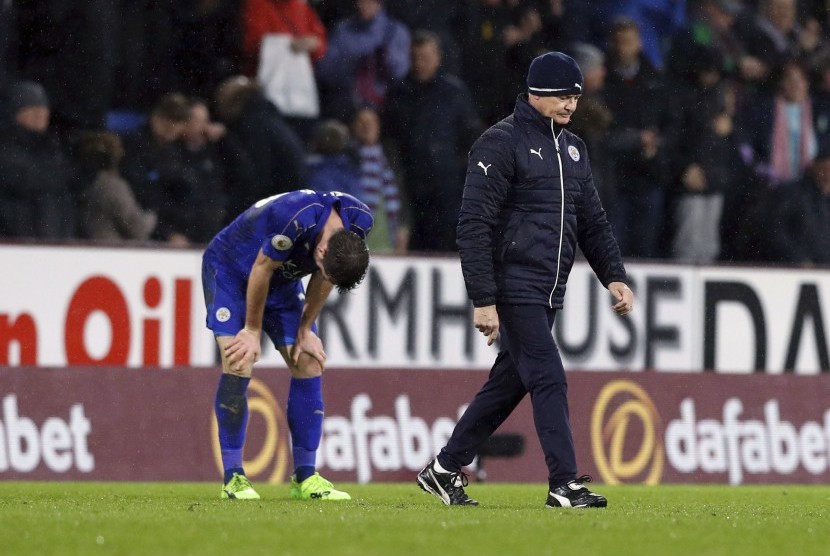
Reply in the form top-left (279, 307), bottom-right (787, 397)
top-left (0, 80), bottom-right (73, 239)
top-left (215, 75), bottom-right (307, 216)
top-left (417, 52), bottom-right (634, 509)
top-left (603, 19), bottom-right (670, 259)
top-left (121, 92), bottom-right (192, 227)
top-left (767, 149), bottom-right (830, 265)
top-left (383, 30), bottom-right (482, 252)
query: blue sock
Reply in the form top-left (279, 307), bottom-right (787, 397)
top-left (214, 374), bottom-right (250, 484)
top-left (287, 376), bottom-right (323, 483)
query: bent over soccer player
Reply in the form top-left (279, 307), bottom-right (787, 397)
top-left (202, 189), bottom-right (372, 500)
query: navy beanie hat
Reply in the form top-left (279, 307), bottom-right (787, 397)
top-left (8, 80), bottom-right (50, 114)
top-left (527, 52), bottom-right (584, 97)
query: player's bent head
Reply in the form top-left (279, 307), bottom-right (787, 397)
top-left (323, 230), bottom-right (370, 293)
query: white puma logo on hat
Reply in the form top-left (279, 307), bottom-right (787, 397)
top-left (575, 83), bottom-right (582, 90)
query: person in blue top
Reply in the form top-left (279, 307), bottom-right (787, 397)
top-left (202, 189), bottom-right (372, 500)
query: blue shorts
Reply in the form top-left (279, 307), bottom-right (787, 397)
top-left (201, 252), bottom-right (316, 348)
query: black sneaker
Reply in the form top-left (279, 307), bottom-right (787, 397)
top-left (546, 475), bottom-right (607, 508)
top-left (417, 459), bottom-right (479, 506)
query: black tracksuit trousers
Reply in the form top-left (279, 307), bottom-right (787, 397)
top-left (438, 303), bottom-right (577, 489)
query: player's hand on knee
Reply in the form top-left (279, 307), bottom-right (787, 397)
top-left (291, 329), bottom-right (327, 366)
top-left (226, 328), bottom-right (261, 371)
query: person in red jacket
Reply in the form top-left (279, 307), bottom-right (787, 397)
top-left (241, 0), bottom-right (328, 76)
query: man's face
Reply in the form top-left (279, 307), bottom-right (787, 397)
top-left (706, 3), bottom-right (736, 31)
top-left (352, 108), bottom-right (380, 145)
top-left (15, 106), bottom-right (50, 133)
top-left (528, 94), bottom-right (580, 125)
top-left (767, 0), bottom-right (795, 32)
top-left (583, 66), bottom-right (606, 92)
top-left (411, 42), bottom-right (441, 83)
top-left (151, 115), bottom-right (186, 144)
top-left (356, 0), bottom-right (381, 20)
top-left (184, 104), bottom-right (210, 145)
top-left (612, 28), bottom-right (642, 65)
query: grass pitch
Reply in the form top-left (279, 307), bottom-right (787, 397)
top-left (0, 482), bottom-right (828, 556)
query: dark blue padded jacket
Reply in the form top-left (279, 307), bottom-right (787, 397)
top-left (457, 95), bottom-right (628, 308)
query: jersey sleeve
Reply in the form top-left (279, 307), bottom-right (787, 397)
top-left (336, 193), bottom-right (375, 239)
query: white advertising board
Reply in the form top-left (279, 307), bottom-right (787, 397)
top-left (0, 245), bottom-right (828, 373)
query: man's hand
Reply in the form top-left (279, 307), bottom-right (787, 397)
top-left (474, 305), bottom-right (500, 346)
top-left (291, 36), bottom-right (320, 53)
top-left (291, 328), bottom-right (327, 367)
top-left (225, 328), bottom-right (261, 373)
top-left (608, 282), bottom-right (634, 315)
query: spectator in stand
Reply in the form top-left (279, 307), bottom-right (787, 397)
top-left (385, 0), bottom-right (465, 76)
top-left (567, 43), bottom-right (616, 207)
top-left (306, 119), bottom-right (362, 198)
top-left (459, 0), bottom-right (513, 126)
top-left (383, 31), bottom-right (482, 252)
top-left (185, 97), bottom-right (256, 229)
top-left (15, 0), bottom-right (118, 137)
top-left (666, 0), bottom-right (768, 91)
top-left (214, 75), bottom-right (307, 215)
top-left (602, 20), bottom-right (670, 259)
top-left (739, 58), bottom-right (818, 186)
top-left (604, 0), bottom-right (687, 70)
top-left (121, 92), bottom-right (191, 222)
top-left (351, 105), bottom-right (407, 252)
top-left (0, 80), bottom-right (74, 239)
top-left (73, 131), bottom-right (157, 242)
top-left (740, 0), bottom-right (824, 74)
top-left (316, 0), bottom-right (411, 121)
top-left (241, 0), bottom-right (327, 76)
top-left (665, 46), bottom-right (747, 263)
top-left (241, 0), bottom-right (328, 143)
top-left (503, 2), bottom-right (549, 108)
top-left (766, 147), bottom-right (830, 265)
top-left (169, 0), bottom-right (242, 102)
top-left (159, 98), bottom-right (243, 245)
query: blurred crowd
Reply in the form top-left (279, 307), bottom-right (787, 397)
top-left (1, 0), bottom-right (829, 265)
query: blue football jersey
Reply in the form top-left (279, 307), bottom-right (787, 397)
top-left (207, 190), bottom-right (373, 284)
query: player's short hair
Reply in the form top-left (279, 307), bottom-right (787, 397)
top-left (323, 229), bottom-right (369, 293)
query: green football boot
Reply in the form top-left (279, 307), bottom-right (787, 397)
top-left (220, 472), bottom-right (261, 500)
top-left (290, 472), bottom-right (351, 501)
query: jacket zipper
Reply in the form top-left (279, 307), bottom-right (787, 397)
top-left (549, 122), bottom-right (565, 308)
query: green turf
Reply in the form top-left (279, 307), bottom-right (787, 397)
top-left (0, 482), bottom-right (828, 556)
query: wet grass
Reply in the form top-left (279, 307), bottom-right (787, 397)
top-left (0, 482), bottom-right (828, 556)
